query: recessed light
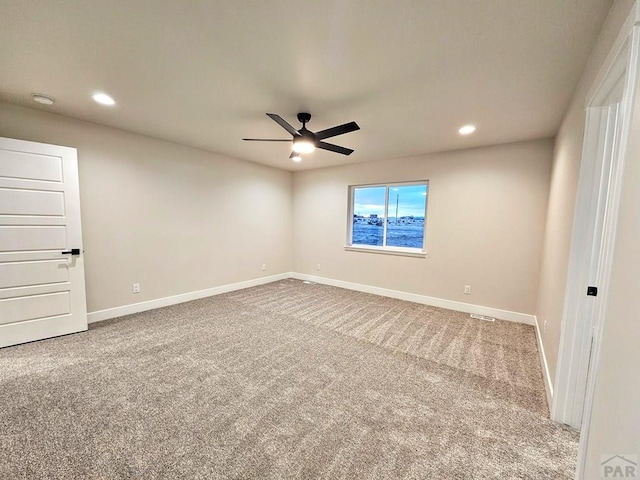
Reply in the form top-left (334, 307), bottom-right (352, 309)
top-left (291, 155), bottom-right (302, 163)
top-left (92, 92), bottom-right (116, 106)
top-left (459, 125), bottom-right (476, 135)
top-left (32, 94), bottom-right (54, 105)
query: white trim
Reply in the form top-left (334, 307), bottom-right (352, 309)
top-left (576, 23), bottom-right (640, 480)
top-left (586, 7), bottom-right (639, 106)
top-left (347, 180), bottom-right (429, 252)
top-left (290, 272), bottom-right (535, 325)
top-left (534, 315), bottom-right (554, 412)
top-left (552, 103), bottom-right (621, 428)
top-left (344, 245), bottom-right (426, 258)
top-left (554, 8), bottom-right (640, 434)
top-left (87, 273), bottom-right (291, 324)
top-left (87, 271), bottom-right (536, 328)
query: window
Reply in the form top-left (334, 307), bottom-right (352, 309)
top-left (347, 181), bottom-right (428, 255)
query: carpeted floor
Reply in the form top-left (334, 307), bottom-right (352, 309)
top-left (0, 279), bottom-right (578, 479)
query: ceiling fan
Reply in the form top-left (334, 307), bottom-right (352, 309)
top-left (243, 113), bottom-right (360, 160)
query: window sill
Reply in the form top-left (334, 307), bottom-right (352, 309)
top-left (344, 245), bottom-right (427, 258)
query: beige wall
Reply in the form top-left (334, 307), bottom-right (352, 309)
top-left (535, 0), bottom-right (634, 383)
top-left (0, 102), bottom-right (293, 313)
top-left (293, 140), bottom-right (552, 315)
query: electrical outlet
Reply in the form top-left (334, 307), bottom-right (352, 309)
top-left (261, 264), bottom-right (266, 271)
top-left (132, 283), bottom-right (140, 294)
top-left (464, 285), bottom-right (471, 295)
top-left (316, 264), bottom-right (321, 271)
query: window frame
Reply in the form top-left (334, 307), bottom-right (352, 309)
top-left (345, 180), bottom-right (429, 257)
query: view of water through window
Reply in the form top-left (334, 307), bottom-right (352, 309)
top-left (351, 183), bottom-right (427, 249)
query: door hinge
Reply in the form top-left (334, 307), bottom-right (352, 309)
top-left (587, 286), bottom-right (598, 297)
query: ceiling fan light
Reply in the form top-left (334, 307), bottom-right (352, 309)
top-left (292, 139), bottom-right (315, 154)
top-left (291, 155), bottom-right (302, 162)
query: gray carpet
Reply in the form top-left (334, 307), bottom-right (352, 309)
top-left (0, 279), bottom-right (578, 479)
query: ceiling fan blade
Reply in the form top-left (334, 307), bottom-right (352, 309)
top-left (266, 113), bottom-right (300, 137)
top-left (315, 121), bottom-right (360, 140)
top-left (316, 141), bottom-right (354, 156)
top-left (242, 138), bottom-right (291, 142)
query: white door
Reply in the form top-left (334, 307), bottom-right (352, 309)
top-left (0, 137), bottom-right (87, 348)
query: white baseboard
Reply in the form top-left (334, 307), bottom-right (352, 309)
top-left (89, 269), bottom-right (536, 327)
top-left (87, 273), bottom-right (291, 324)
top-left (533, 315), bottom-right (554, 411)
top-left (290, 273), bottom-right (536, 325)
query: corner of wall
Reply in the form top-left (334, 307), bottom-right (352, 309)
top-left (533, 315), bottom-right (554, 411)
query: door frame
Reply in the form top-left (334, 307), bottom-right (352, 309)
top-left (553, 102), bottom-right (620, 429)
top-left (550, 3), bottom-right (640, 476)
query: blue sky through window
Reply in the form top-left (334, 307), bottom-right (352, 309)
top-left (353, 184), bottom-right (427, 218)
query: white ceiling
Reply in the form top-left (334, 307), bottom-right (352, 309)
top-left (0, 0), bottom-right (612, 171)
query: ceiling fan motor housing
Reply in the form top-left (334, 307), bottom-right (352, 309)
top-left (297, 112), bottom-right (312, 125)
top-left (295, 113), bottom-right (316, 144)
